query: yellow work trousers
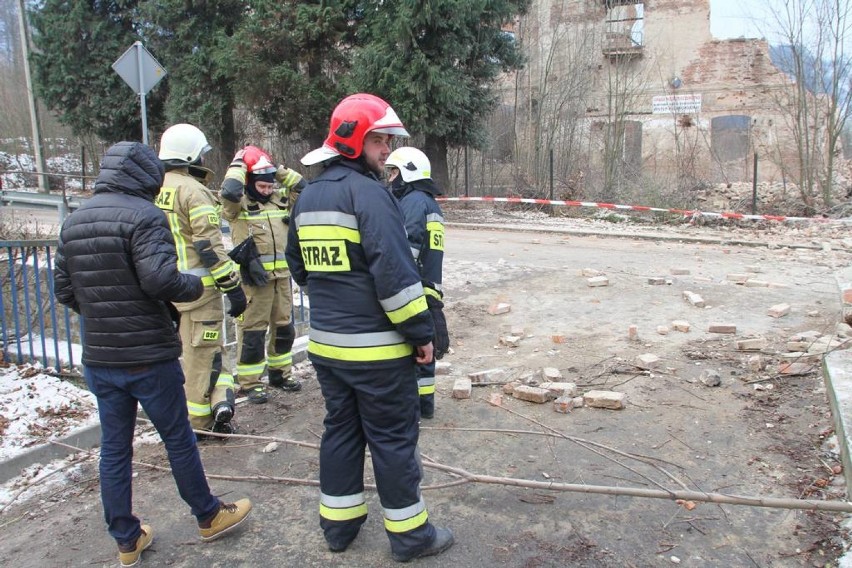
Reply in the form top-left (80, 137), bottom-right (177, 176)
top-left (178, 290), bottom-right (235, 430)
top-left (235, 277), bottom-right (294, 390)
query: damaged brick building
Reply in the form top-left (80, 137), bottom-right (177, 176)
top-left (483, 0), bottom-right (850, 211)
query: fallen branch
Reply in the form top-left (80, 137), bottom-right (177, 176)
top-left (44, 429), bottom-right (852, 514)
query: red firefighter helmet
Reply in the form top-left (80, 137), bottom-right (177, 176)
top-left (301, 93), bottom-right (409, 166)
top-left (241, 145), bottom-right (276, 176)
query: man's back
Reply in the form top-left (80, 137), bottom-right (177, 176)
top-left (286, 160), bottom-right (433, 368)
top-left (54, 141), bottom-right (202, 367)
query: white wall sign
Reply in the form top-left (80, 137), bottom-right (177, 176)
top-left (652, 94), bottom-right (702, 114)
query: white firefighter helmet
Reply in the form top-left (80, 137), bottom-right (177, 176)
top-left (158, 123), bottom-right (212, 165)
top-left (385, 147), bottom-right (431, 183)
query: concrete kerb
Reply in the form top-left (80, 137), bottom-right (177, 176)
top-left (446, 221), bottom-right (826, 250)
top-left (826, 268), bottom-right (852, 498)
top-left (0, 336), bottom-right (310, 486)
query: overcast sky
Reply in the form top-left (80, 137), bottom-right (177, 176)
top-left (710, 0), bottom-right (851, 50)
top-left (709, 0), bottom-right (776, 41)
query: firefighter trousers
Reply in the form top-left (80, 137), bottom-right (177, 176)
top-left (313, 359), bottom-right (436, 557)
top-left (235, 277), bottom-right (294, 391)
top-left (178, 291), bottom-right (235, 430)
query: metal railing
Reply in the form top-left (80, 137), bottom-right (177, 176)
top-left (0, 239), bottom-right (308, 370)
top-left (0, 239), bottom-right (77, 369)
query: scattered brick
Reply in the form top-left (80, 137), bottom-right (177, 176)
top-left (542, 367), bottom-right (563, 381)
top-left (452, 378), bottom-right (472, 399)
top-left (435, 361), bottom-right (452, 375)
top-left (572, 396), bottom-right (584, 408)
top-left (587, 276), bottom-right (609, 287)
top-left (512, 385), bottom-right (554, 403)
top-left (767, 303), bottom-right (790, 318)
top-left (468, 368), bottom-right (507, 384)
top-left (747, 355), bottom-right (764, 372)
top-left (581, 268), bottom-right (604, 277)
top-left (843, 287), bottom-right (852, 304)
top-left (656, 326), bottom-right (669, 335)
top-left (540, 382), bottom-right (577, 397)
top-left (779, 362), bottom-right (813, 376)
top-left (553, 396), bottom-right (573, 414)
top-left (808, 337), bottom-right (852, 354)
top-left (683, 291), bottom-right (705, 307)
top-left (551, 334), bottom-right (566, 344)
top-left (648, 277), bottom-right (667, 285)
top-left (583, 390), bottom-right (626, 410)
top-left (708, 323), bottom-right (737, 334)
top-left (736, 337), bottom-right (768, 351)
top-left (628, 325), bottom-right (638, 340)
top-left (635, 353), bottom-right (660, 370)
top-left (487, 392), bottom-right (503, 407)
top-left (670, 268), bottom-right (690, 275)
top-left (744, 279), bottom-right (771, 287)
top-left (499, 335), bottom-right (522, 347)
top-left (487, 302), bottom-right (511, 315)
top-left (502, 381), bottom-right (521, 394)
top-left (671, 320), bottom-right (690, 332)
top-left (700, 369), bottom-right (721, 387)
top-left (726, 273), bottom-right (749, 284)
top-left (779, 352), bottom-right (820, 362)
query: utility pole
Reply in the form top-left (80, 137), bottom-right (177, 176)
top-left (17, 0), bottom-right (49, 193)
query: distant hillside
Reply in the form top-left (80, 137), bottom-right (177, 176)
top-left (769, 44), bottom-right (828, 94)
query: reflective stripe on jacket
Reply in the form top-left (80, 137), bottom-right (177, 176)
top-left (395, 179), bottom-right (445, 299)
top-left (156, 169), bottom-right (235, 294)
top-left (284, 160), bottom-right (434, 368)
top-left (220, 173), bottom-right (291, 280)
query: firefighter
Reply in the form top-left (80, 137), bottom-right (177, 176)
top-left (220, 145), bottom-right (305, 404)
top-left (385, 147), bottom-right (449, 420)
top-left (156, 123), bottom-right (246, 435)
top-left (285, 93), bottom-right (454, 562)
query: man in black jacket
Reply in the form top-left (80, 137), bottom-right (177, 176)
top-left (54, 141), bottom-right (252, 567)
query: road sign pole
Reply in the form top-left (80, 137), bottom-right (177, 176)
top-left (135, 43), bottom-right (149, 144)
top-left (113, 41), bottom-right (166, 146)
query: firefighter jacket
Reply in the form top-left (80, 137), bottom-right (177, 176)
top-left (54, 141), bottom-right (203, 366)
top-left (284, 159), bottom-right (435, 369)
top-left (155, 169), bottom-right (240, 312)
top-left (220, 164), bottom-right (298, 281)
top-left (393, 178), bottom-right (445, 301)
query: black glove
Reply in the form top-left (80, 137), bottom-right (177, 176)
top-left (426, 296), bottom-right (449, 360)
top-left (240, 258), bottom-right (269, 287)
top-left (225, 287), bottom-right (247, 317)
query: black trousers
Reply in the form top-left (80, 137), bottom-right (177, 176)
top-left (313, 359), bottom-right (436, 556)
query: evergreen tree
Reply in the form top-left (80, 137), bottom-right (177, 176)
top-left (29, 0), bottom-right (165, 143)
top-left (138, 0), bottom-right (245, 170)
top-left (234, 0), bottom-right (360, 149)
top-left (351, 0), bottom-right (529, 190)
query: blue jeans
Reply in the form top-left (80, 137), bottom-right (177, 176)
top-left (84, 359), bottom-right (220, 547)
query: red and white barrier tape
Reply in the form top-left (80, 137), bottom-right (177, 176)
top-left (437, 196), bottom-right (852, 224)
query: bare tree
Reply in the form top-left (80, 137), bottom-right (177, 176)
top-left (512, 4), bottom-right (598, 199)
top-left (766, 0), bottom-right (852, 212)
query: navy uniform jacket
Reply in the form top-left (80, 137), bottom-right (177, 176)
top-left (393, 178), bottom-right (444, 301)
top-left (285, 159), bottom-right (434, 369)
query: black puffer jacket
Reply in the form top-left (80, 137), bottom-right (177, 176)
top-left (54, 141), bottom-right (203, 367)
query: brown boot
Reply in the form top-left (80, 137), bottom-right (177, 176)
top-left (118, 524), bottom-right (154, 567)
top-left (198, 499), bottom-right (253, 542)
